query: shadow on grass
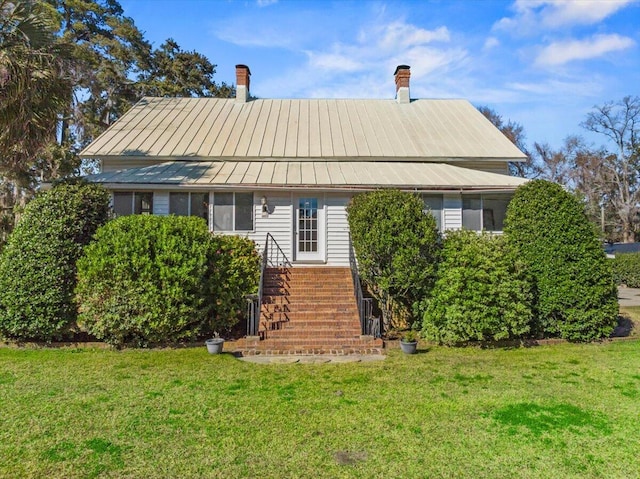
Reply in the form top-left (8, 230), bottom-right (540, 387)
top-left (612, 315), bottom-right (635, 337)
top-left (405, 347), bottom-right (431, 355)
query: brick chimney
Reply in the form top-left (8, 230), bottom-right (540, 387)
top-left (235, 64), bottom-right (251, 103)
top-left (394, 65), bottom-right (410, 104)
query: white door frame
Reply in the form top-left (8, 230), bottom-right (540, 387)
top-left (293, 195), bottom-right (325, 262)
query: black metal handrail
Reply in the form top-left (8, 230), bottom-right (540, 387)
top-left (247, 233), bottom-right (291, 337)
top-left (348, 236), bottom-right (379, 338)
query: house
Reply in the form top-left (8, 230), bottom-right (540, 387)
top-left (81, 64), bottom-right (527, 354)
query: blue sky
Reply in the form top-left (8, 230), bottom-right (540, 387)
top-left (120, 0), bottom-right (640, 151)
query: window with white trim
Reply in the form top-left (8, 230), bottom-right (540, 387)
top-left (169, 192), bottom-right (209, 225)
top-left (462, 193), bottom-right (511, 231)
top-left (422, 194), bottom-right (443, 231)
top-left (113, 192), bottom-right (153, 216)
top-left (213, 192), bottom-right (253, 232)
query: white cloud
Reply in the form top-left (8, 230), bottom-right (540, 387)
top-left (535, 33), bottom-right (635, 66)
top-left (540, 0), bottom-right (634, 28)
top-left (494, 0), bottom-right (636, 34)
top-left (306, 52), bottom-right (364, 72)
top-left (376, 23), bottom-right (450, 49)
top-left (483, 37), bottom-right (500, 50)
top-left (506, 78), bottom-right (602, 97)
top-left (250, 18), bottom-right (466, 99)
top-left (256, 0), bottom-right (278, 6)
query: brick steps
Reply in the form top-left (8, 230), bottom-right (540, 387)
top-left (261, 303), bottom-right (357, 311)
top-left (260, 310), bottom-right (359, 317)
top-left (235, 266), bottom-right (383, 356)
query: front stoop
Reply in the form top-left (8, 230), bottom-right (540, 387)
top-left (234, 267), bottom-right (384, 356)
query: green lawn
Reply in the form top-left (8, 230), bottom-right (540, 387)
top-left (1, 339), bottom-right (639, 478)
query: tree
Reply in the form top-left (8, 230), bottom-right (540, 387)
top-left (346, 190), bottom-right (441, 330)
top-left (137, 38), bottom-right (234, 98)
top-left (0, 0), bottom-right (234, 246)
top-left (48, 0), bottom-right (153, 144)
top-left (0, 0), bottom-right (73, 181)
top-left (47, 0), bottom-right (234, 149)
top-left (504, 180), bottom-right (618, 341)
top-left (582, 96), bottom-right (640, 243)
top-left (519, 136), bottom-right (623, 241)
top-left (0, 0), bottom-right (75, 245)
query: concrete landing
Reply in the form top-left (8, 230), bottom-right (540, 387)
top-left (618, 287), bottom-right (640, 307)
top-left (238, 354), bottom-right (387, 364)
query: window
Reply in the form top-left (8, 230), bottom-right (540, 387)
top-left (423, 194), bottom-right (443, 231)
top-left (113, 192), bottom-right (153, 216)
top-left (482, 195), bottom-right (510, 231)
top-left (213, 192), bottom-right (253, 232)
top-left (169, 192), bottom-right (209, 224)
top-left (462, 195), bottom-right (482, 230)
top-left (462, 193), bottom-right (512, 231)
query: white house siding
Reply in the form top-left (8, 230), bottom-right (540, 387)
top-left (443, 194), bottom-right (463, 230)
top-left (325, 194), bottom-right (352, 266)
top-left (459, 161), bottom-right (510, 175)
top-left (124, 188), bottom-right (516, 264)
top-left (246, 192), bottom-right (293, 261)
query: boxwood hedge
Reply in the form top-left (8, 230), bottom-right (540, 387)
top-left (0, 182), bottom-right (110, 341)
top-left (612, 252), bottom-right (640, 288)
top-left (422, 230), bottom-right (532, 345)
top-left (75, 215), bottom-right (259, 346)
top-left (504, 180), bottom-right (618, 341)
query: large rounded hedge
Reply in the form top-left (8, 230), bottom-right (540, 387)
top-left (347, 189), bottom-right (440, 328)
top-left (76, 215), bottom-right (259, 346)
top-left (504, 180), bottom-right (618, 341)
top-left (0, 182), bottom-right (110, 340)
top-left (422, 230), bottom-right (532, 345)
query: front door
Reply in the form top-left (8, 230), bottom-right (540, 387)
top-left (295, 197), bottom-right (324, 262)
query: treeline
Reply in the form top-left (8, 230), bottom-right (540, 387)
top-left (480, 96), bottom-right (640, 243)
top-left (0, 0), bottom-right (234, 247)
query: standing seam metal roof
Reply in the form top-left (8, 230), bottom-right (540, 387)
top-left (80, 97), bottom-right (527, 161)
top-left (86, 160), bottom-right (529, 189)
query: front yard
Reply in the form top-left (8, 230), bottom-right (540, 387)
top-left (1, 323), bottom-right (639, 478)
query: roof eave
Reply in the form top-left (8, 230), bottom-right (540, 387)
top-left (96, 182), bottom-right (526, 192)
top-left (80, 154), bottom-right (528, 162)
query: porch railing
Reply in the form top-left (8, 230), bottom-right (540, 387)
top-left (349, 236), bottom-right (379, 338)
top-left (246, 233), bottom-right (292, 337)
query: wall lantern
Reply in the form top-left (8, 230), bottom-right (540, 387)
top-left (261, 195), bottom-right (269, 216)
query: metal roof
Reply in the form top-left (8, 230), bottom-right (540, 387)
top-left (80, 97), bottom-right (527, 162)
top-left (86, 160), bottom-right (528, 190)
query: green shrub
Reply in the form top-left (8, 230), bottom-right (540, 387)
top-left (0, 182), bottom-right (110, 340)
top-left (208, 234), bottom-right (261, 326)
top-left (76, 215), bottom-right (259, 346)
top-left (422, 231), bottom-right (532, 345)
top-left (347, 189), bottom-right (440, 329)
top-left (612, 253), bottom-right (640, 287)
top-left (504, 180), bottom-right (618, 341)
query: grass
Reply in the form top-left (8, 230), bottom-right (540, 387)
top-left (1, 339), bottom-right (640, 478)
